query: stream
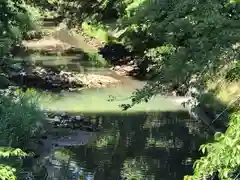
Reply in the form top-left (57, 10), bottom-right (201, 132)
top-left (18, 28), bottom-right (210, 180)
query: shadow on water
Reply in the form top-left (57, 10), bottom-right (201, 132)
top-left (32, 109), bottom-right (210, 180)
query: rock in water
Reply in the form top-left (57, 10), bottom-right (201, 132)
top-left (54, 116), bottom-right (60, 122)
top-left (75, 116), bottom-right (82, 121)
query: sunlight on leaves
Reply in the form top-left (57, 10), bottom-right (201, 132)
top-left (121, 157), bottom-right (150, 180)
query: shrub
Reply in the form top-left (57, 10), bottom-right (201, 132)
top-left (85, 52), bottom-right (109, 67)
top-left (0, 147), bottom-right (28, 180)
top-left (0, 88), bottom-right (44, 147)
top-left (0, 88), bottom-right (44, 180)
top-left (0, 0), bottom-right (42, 57)
top-left (82, 22), bottom-right (109, 43)
top-left (189, 112), bottom-right (240, 179)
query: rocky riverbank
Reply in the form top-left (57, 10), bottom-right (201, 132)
top-left (8, 32), bottom-right (125, 91)
top-left (8, 65), bottom-right (121, 92)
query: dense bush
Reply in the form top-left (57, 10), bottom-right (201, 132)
top-left (116, 0), bottom-right (240, 102)
top-left (0, 89), bottom-right (44, 147)
top-left (0, 0), bottom-right (41, 58)
top-left (0, 147), bottom-right (28, 180)
top-left (0, 0), bottom-right (43, 145)
top-left (0, 2), bottom-right (43, 178)
top-left (187, 112), bottom-right (240, 179)
top-left (0, 88), bottom-right (44, 180)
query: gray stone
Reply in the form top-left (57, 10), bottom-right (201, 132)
top-left (75, 116), bottom-right (82, 121)
top-left (54, 116), bottom-right (60, 122)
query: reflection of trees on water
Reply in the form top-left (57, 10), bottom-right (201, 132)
top-left (57, 110), bottom-right (209, 180)
top-left (31, 110), bottom-right (208, 179)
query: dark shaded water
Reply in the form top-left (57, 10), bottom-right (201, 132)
top-left (70, 112), bottom-right (208, 180)
top-left (31, 110), bottom-right (209, 180)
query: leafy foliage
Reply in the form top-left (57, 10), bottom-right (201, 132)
top-left (0, 89), bottom-right (44, 180)
top-left (117, 0), bottom-right (240, 108)
top-left (85, 51), bottom-right (109, 67)
top-left (0, 0), bottom-right (42, 58)
top-left (0, 0), bottom-right (44, 179)
top-left (0, 148), bottom-right (27, 158)
top-left (187, 112), bottom-right (240, 179)
top-left (0, 89), bottom-right (44, 147)
top-left (0, 147), bottom-right (28, 180)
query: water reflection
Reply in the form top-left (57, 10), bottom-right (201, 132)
top-left (41, 110), bottom-right (209, 180)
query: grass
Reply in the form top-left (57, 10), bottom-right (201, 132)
top-left (81, 21), bottom-right (123, 44)
top-left (84, 51), bottom-right (109, 67)
top-left (81, 22), bottom-right (109, 43)
top-left (207, 78), bottom-right (240, 109)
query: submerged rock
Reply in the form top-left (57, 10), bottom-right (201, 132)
top-left (10, 63), bottom-right (23, 71)
top-left (44, 112), bottom-right (100, 132)
top-left (75, 116), bottom-right (82, 121)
